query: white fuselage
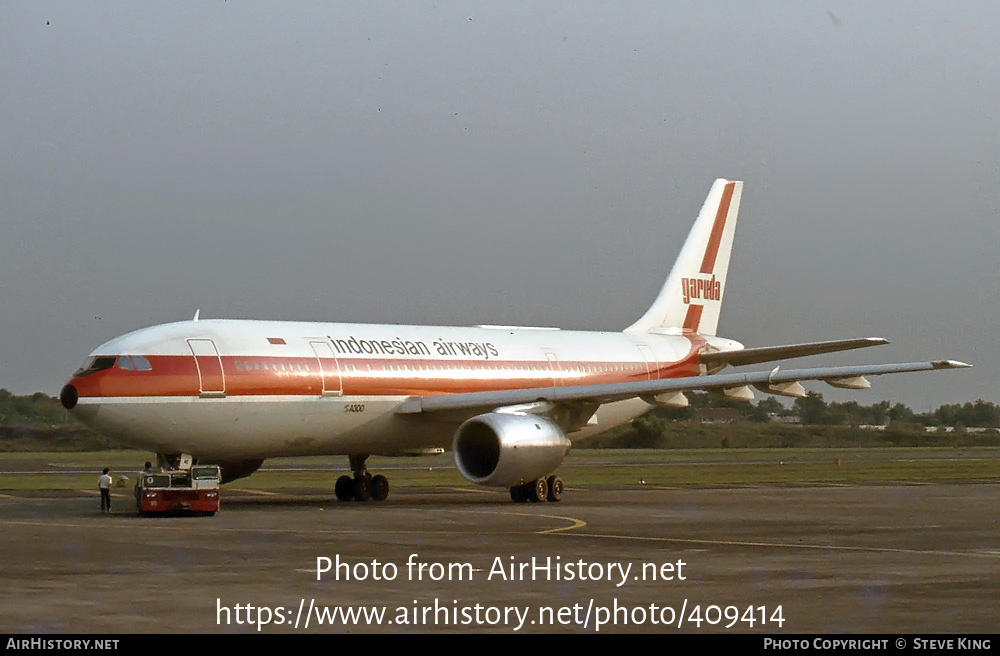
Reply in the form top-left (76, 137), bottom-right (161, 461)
top-left (64, 319), bottom-right (729, 459)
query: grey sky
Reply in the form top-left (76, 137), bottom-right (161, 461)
top-left (2, 2), bottom-right (997, 410)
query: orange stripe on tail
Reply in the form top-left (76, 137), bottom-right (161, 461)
top-left (682, 304), bottom-right (704, 333)
top-left (699, 181), bottom-right (736, 274)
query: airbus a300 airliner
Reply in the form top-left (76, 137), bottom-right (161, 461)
top-left (59, 179), bottom-right (969, 503)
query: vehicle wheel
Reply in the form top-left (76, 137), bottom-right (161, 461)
top-left (528, 477), bottom-right (548, 503)
top-left (546, 476), bottom-right (563, 502)
top-left (370, 474), bottom-right (389, 502)
top-left (335, 475), bottom-right (353, 501)
top-left (510, 484), bottom-right (527, 503)
top-left (353, 475), bottom-right (371, 501)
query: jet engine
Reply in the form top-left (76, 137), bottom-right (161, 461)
top-left (453, 413), bottom-right (571, 487)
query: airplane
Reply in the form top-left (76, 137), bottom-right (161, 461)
top-left (58, 179), bottom-right (970, 503)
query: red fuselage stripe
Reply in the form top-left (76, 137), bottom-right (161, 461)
top-left (70, 353), bottom-right (704, 399)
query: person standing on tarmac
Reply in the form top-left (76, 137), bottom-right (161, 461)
top-left (98, 468), bottom-right (112, 513)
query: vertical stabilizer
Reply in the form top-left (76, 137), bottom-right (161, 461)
top-left (624, 179), bottom-right (743, 336)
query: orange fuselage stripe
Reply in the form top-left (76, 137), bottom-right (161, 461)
top-left (70, 353), bottom-right (704, 399)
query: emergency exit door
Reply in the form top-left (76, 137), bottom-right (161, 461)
top-left (636, 344), bottom-right (660, 380)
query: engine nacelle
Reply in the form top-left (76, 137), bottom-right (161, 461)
top-left (453, 413), bottom-right (571, 487)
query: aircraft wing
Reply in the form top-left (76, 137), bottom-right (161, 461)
top-left (700, 337), bottom-right (888, 368)
top-left (395, 360), bottom-right (970, 420)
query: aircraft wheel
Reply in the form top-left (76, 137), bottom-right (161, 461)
top-left (353, 475), bottom-right (371, 502)
top-left (510, 484), bottom-right (527, 503)
top-left (527, 477), bottom-right (548, 503)
top-left (546, 476), bottom-right (563, 502)
top-left (370, 474), bottom-right (389, 502)
top-left (335, 475), bottom-right (354, 501)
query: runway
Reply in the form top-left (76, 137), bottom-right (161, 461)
top-left (1, 483), bottom-right (998, 633)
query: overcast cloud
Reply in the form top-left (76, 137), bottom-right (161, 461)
top-left (1, 2), bottom-right (997, 410)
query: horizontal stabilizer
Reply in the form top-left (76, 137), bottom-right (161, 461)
top-left (700, 337), bottom-right (888, 368)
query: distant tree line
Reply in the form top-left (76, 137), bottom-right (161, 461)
top-left (0, 389), bottom-right (116, 451)
top-left (1, 388), bottom-right (998, 452)
top-left (0, 389), bottom-right (76, 427)
top-left (648, 391), bottom-right (1000, 429)
top-left (579, 392), bottom-right (1000, 450)
top-left (4, 388), bottom-right (995, 430)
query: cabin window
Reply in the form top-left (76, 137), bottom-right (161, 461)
top-left (235, 361), bottom-right (242, 370)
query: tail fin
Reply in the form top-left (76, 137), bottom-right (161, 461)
top-left (624, 179), bottom-right (743, 336)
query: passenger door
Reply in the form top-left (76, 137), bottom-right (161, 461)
top-left (187, 339), bottom-right (225, 397)
top-left (310, 340), bottom-right (343, 396)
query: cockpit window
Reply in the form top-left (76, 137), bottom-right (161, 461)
top-left (74, 355), bottom-right (152, 376)
top-left (72, 356), bottom-right (118, 377)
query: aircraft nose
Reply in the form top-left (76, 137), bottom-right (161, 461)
top-left (60, 384), bottom-right (78, 410)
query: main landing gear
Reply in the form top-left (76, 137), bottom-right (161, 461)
top-left (335, 454), bottom-right (389, 502)
top-left (510, 475), bottom-right (563, 503)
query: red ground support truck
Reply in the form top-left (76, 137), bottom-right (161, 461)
top-left (135, 465), bottom-right (221, 516)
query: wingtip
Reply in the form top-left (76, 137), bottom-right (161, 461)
top-left (867, 337), bottom-right (890, 345)
top-left (932, 360), bottom-right (972, 369)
